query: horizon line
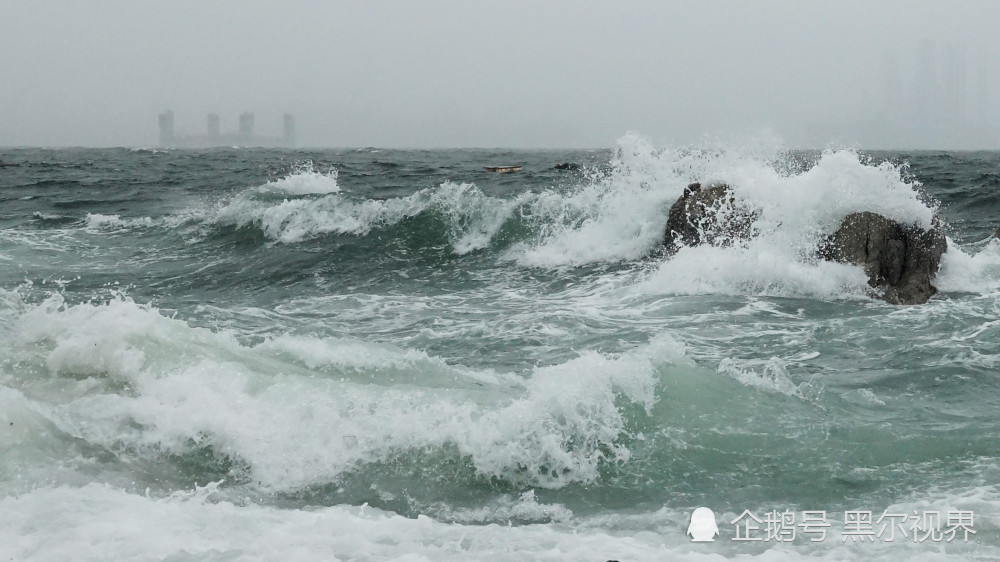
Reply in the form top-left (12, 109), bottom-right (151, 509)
top-left (3, 144), bottom-right (1000, 152)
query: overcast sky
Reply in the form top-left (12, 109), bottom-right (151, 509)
top-left (1, 0), bottom-right (998, 148)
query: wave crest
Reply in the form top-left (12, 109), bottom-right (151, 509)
top-left (4, 295), bottom-right (675, 492)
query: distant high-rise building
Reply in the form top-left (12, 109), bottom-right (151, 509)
top-left (158, 110), bottom-right (175, 145)
top-left (283, 114), bottom-right (296, 147)
top-left (157, 111), bottom-right (293, 147)
top-left (207, 113), bottom-right (220, 138)
top-left (238, 112), bottom-right (254, 138)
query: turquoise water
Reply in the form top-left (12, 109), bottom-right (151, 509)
top-left (2, 139), bottom-right (1000, 559)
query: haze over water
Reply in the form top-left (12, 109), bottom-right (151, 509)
top-left (1, 1), bottom-right (999, 149)
top-left (3, 2), bottom-right (1000, 560)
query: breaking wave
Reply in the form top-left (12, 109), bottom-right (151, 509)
top-left (216, 179), bottom-right (522, 253)
top-left (2, 293), bottom-right (671, 493)
top-left (212, 135), bottom-right (937, 262)
top-left (43, 135), bottom-right (988, 301)
top-left (936, 238), bottom-right (1000, 294)
top-left (85, 213), bottom-right (156, 230)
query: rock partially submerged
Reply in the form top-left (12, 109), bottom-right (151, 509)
top-left (663, 183), bottom-right (757, 251)
top-left (818, 212), bottom-right (947, 305)
top-left (661, 184), bottom-right (948, 305)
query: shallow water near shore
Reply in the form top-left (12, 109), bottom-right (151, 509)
top-left (2, 137), bottom-right (1000, 559)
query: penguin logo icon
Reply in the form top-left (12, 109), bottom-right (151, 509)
top-left (687, 507), bottom-right (719, 542)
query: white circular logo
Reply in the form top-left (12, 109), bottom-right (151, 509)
top-left (687, 507), bottom-right (720, 542)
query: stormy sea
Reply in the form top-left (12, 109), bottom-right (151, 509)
top-left (2, 135), bottom-right (1000, 560)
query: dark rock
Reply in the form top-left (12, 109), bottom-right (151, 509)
top-left (663, 183), bottom-right (758, 251)
top-left (818, 211), bottom-right (947, 305)
top-left (994, 225), bottom-right (1000, 239)
top-left (553, 162), bottom-right (580, 170)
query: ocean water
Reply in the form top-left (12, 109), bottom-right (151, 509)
top-left (2, 135), bottom-right (1000, 560)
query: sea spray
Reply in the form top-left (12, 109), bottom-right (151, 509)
top-left (2, 141), bottom-right (999, 560)
top-left (6, 293), bottom-right (671, 492)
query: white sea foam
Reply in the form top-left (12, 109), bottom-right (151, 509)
top-left (31, 211), bottom-right (63, 221)
top-left (588, 137), bottom-right (937, 299)
top-left (85, 213), bottom-right (155, 231)
top-left (217, 176), bottom-right (521, 252)
top-left (936, 238), bottom-right (1000, 294)
top-left (498, 134), bottom-right (950, 301)
top-left (8, 295), bottom-right (673, 492)
top-left (640, 244), bottom-right (873, 299)
top-left (855, 388), bottom-right (887, 406)
top-left (210, 134), bottom-right (943, 302)
top-left (0, 484), bottom-right (686, 561)
top-left (0, 482), bottom-right (992, 561)
top-left (505, 134), bottom-right (677, 267)
top-left (4, 143), bottom-right (999, 561)
top-left (213, 162), bottom-right (351, 241)
top-left (217, 192), bottom-right (409, 241)
top-left (717, 356), bottom-right (808, 398)
top-left (429, 489), bottom-right (574, 524)
top-left (263, 161), bottom-right (341, 195)
top-left (506, 134), bottom-right (934, 271)
top-left (257, 333), bottom-right (507, 387)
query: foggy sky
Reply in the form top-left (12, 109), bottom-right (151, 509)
top-left (2, 0), bottom-right (998, 149)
